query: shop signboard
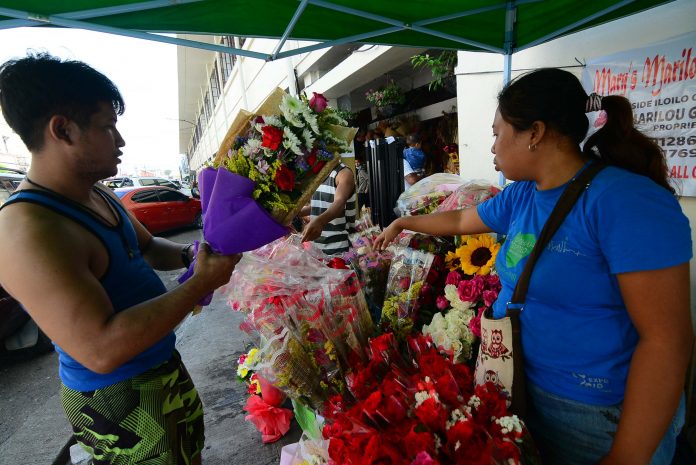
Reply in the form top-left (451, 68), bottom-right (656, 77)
top-left (581, 32), bottom-right (696, 196)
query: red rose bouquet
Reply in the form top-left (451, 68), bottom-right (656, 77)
top-left (322, 332), bottom-right (540, 465)
top-left (223, 235), bottom-right (374, 410)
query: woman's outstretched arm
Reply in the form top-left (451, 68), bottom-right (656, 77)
top-left (373, 207), bottom-right (492, 250)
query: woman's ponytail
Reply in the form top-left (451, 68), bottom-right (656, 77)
top-left (583, 95), bottom-right (674, 194)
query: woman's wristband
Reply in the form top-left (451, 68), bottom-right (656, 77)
top-left (181, 243), bottom-right (194, 268)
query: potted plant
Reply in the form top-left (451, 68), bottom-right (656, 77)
top-left (365, 80), bottom-right (406, 117)
top-left (410, 50), bottom-right (457, 92)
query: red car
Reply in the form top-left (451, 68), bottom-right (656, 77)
top-left (115, 186), bottom-right (202, 234)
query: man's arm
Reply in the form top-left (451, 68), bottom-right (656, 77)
top-left (301, 168), bottom-right (356, 243)
top-left (0, 205), bottom-right (239, 374)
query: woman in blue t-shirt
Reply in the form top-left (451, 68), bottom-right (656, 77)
top-left (374, 68), bottom-right (692, 465)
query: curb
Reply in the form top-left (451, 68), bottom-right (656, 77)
top-left (52, 436), bottom-right (75, 465)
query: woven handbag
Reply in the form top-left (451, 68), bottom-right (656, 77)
top-left (474, 162), bottom-right (606, 416)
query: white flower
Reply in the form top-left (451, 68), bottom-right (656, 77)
top-left (414, 390), bottom-right (430, 407)
top-left (243, 138), bottom-right (263, 159)
top-left (280, 94), bottom-right (303, 117)
top-left (495, 415), bottom-right (523, 435)
top-left (468, 395), bottom-right (481, 409)
top-left (283, 127), bottom-right (303, 156)
top-left (302, 128), bottom-right (316, 148)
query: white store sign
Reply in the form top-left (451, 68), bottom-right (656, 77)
top-left (581, 32), bottom-right (696, 196)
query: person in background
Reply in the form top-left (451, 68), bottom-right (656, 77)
top-left (300, 161), bottom-right (356, 255)
top-left (0, 53), bottom-right (241, 465)
top-left (374, 68), bottom-right (692, 465)
top-left (355, 155), bottom-right (370, 209)
top-left (403, 133), bottom-right (426, 188)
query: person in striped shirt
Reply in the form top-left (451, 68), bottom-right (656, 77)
top-left (300, 162), bottom-right (356, 256)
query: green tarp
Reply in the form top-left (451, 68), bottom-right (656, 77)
top-left (0, 0), bottom-right (675, 60)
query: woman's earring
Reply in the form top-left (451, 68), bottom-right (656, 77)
top-left (528, 144), bottom-right (537, 152)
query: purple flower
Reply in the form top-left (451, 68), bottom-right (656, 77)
top-left (256, 159), bottom-right (270, 174)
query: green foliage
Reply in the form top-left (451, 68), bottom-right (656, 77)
top-left (410, 50), bottom-right (457, 91)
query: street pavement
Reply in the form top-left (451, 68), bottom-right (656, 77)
top-left (0, 227), bottom-right (301, 465)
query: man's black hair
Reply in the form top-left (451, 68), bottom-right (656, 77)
top-left (0, 52), bottom-right (125, 151)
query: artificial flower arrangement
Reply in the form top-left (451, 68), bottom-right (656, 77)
top-left (364, 80), bottom-right (406, 109)
top-left (423, 234), bottom-right (502, 364)
top-left (321, 331), bottom-right (540, 465)
top-left (223, 235), bottom-right (375, 411)
top-left (236, 347), bottom-right (295, 443)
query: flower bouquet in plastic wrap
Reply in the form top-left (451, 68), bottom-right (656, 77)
top-left (396, 173), bottom-right (467, 217)
top-left (436, 180), bottom-right (501, 213)
top-left (343, 224), bottom-right (394, 323)
top-left (380, 246), bottom-right (435, 339)
top-left (223, 235), bottom-right (374, 411)
top-left (321, 332), bottom-right (541, 465)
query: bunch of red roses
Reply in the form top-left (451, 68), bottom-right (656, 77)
top-left (321, 332), bottom-right (539, 465)
top-left (223, 236), bottom-right (375, 410)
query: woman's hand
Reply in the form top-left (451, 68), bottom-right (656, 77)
top-left (373, 220), bottom-right (403, 251)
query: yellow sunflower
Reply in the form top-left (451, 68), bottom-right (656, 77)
top-left (456, 234), bottom-right (501, 276)
top-left (445, 250), bottom-right (460, 271)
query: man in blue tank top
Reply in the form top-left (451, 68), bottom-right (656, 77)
top-left (0, 53), bottom-right (241, 465)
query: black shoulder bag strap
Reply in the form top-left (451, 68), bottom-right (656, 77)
top-left (506, 161), bottom-right (606, 416)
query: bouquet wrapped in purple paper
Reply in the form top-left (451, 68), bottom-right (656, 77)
top-left (200, 88), bottom-right (357, 255)
top-left (179, 89), bottom-right (357, 306)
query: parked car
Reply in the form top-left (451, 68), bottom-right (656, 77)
top-left (0, 170), bottom-right (25, 205)
top-left (105, 176), bottom-right (192, 197)
top-left (0, 170), bottom-right (55, 362)
top-left (0, 286), bottom-right (54, 362)
top-left (114, 186), bottom-right (202, 234)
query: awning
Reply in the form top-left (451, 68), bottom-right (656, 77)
top-left (0, 1), bottom-right (675, 61)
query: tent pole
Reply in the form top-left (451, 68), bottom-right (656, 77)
top-left (499, 1), bottom-right (517, 186)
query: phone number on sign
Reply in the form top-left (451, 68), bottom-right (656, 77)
top-left (651, 136), bottom-right (696, 157)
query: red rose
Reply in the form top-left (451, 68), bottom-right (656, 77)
top-left (261, 125), bottom-right (283, 150)
top-left (414, 397), bottom-right (448, 433)
top-left (311, 160), bottom-right (326, 174)
top-left (309, 92), bottom-right (328, 113)
top-left (274, 164), bottom-right (295, 191)
top-left (404, 426), bottom-right (436, 458)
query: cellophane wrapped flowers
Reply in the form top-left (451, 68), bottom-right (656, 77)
top-left (396, 173), bottom-right (467, 216)
top-left (380, 247), bottom-right (435, 338)
top-left (344, 226), bottom-right (394, 321)
top-left (322, 332), bottom-right (540, 465)
top-left (223, 235), bottom-right (375, 411)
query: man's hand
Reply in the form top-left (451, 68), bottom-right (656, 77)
top-left (301, 217), bottom-right (324, 243)
top-left (191, 242), bottom-right (242, 294)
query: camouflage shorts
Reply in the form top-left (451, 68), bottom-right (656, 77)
top-left (61, 350), bottom-right (204, 465)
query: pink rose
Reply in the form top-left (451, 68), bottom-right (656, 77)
top-left (436, 295), bottom-right (449, 310)
top-left (309, 92), bottom-right (328, 113)
top-left (457, 277), bottom-right (484, 302)
top-left (445, 270), bottom-right (461, 286)
top-left (482, 289), bottom-right (498, 308)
